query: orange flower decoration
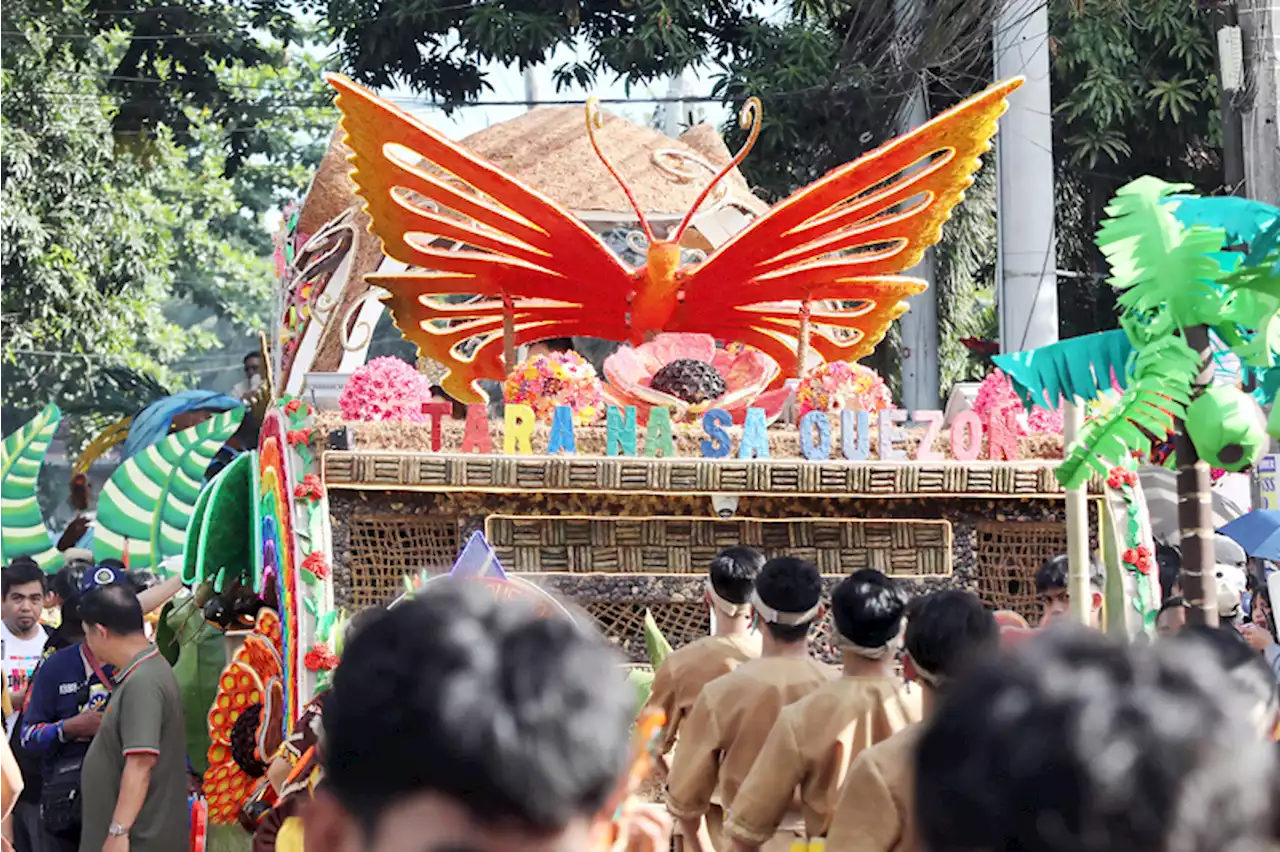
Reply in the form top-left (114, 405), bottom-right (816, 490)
top-left (204, 609), bottom-right (286, 824)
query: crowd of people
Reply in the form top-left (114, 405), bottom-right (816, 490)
top-left (2, 542), bottom-right (1280, 852)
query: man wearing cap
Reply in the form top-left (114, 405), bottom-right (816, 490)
top-left (666, 557), bottom-right (833, 852)
top-left (645, 547), bottom-right (764, 774)
top-left (723, 570), bottom-right (921, 851)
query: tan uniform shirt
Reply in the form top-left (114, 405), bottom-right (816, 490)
top-left (724, 676), bottom-right (920, 844)
top-left (647, 634), bottom-right (761, 755)
top-left (824, 723), bottom-right (924, 852)
top-left (665, 656), bottom-right (834, 823)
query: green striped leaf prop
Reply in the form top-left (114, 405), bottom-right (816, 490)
top-left (94, 408), bottom-right (245, 570)
top-left (1, 402), bottom-right (62, 570)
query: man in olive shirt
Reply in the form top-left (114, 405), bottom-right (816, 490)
top-left (78, 579), bottom-right (187, 852)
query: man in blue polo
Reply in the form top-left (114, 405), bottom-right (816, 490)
top-left (20, 565), bottom-right (127, 851)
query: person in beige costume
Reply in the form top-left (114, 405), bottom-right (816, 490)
top-left (725, 570), bottom-right (920, 851)
top-left (666, 557), bottom-right (833, 852)
top-left (826, 590), bottom-right (998, 852)
top-left (646, 547), bottom-right (764, 774)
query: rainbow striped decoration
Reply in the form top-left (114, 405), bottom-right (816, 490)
top-left (259, 409), bottom-right (300, 729)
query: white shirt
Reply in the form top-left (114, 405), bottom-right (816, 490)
top-left (2, 622), bottom-right (46, 731)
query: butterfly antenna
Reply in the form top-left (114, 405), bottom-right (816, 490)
top-left (586, 98), bottom-right (654, 243)
top-left (671, 96), bottom-right (762, 242)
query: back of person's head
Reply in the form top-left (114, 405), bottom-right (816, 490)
top-left (916, 628), bottom-right (1276, 852)
top-left (52, 561), bottom-right (90, 627)
top-left (2, 557), bottom-right (44, 596)
top-left (1035, 554), bottom-right (1102, 594)
top-left (77, 583), bottom-right (144, 636)
top-left (126, 570), bottom-right (158, 592)
top-left (1157, 541), bottom-right (1182, 599)
top-left (753, 556), bottom-right (822, 643)
top-left (904, 590), bottom-right (998, 686)
top-left (830, 570), bottom-right (908, 650)
top-left (1174, 625), bottom-right (1278, 731)
top-left (708, 546), bottom-right (764, 606)
top-left (322, 580), bottom-right (634, 841)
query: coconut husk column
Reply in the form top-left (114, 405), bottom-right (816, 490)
top-left (1176, 324), bottom-right (1217, 627)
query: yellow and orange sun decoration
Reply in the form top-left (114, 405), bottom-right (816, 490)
top-left (327, 74), bottom-right (1022, 405)
top-left (205, 609), bottom-right (287, 824)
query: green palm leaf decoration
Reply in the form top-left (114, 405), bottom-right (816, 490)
top-left (1101, 178), bottom-right (1229, 334)
top-left (1058, 334), bottom-right (1202, 489)
top-left (94, 408), bottom-right (244, 570)
top-left (2, 403), bottom-right (62, 570)
top-left (993, 330), bottom-right (1132, 411)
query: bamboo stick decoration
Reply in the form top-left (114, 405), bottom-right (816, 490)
top-left (1063, 400), bottom-right (1091, 625)
top-left (795, 299), bottom-right (812, 380)
top-left (1176, 324), bottom-right (1218, 627)
top-left (502, 292), bottom-right (516, 376)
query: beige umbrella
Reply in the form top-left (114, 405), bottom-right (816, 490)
top-left (1138, 466), bottom-right (1248, 565)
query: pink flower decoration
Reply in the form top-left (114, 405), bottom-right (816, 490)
top-left (601, 333), bottom-right (790, 424)
top-left (796, 362), bottom-right (893, 418)
top-left (340, 357), bottom-right (430, 422)
top-left (973, 369), bottom-right (1064, 435)
top-left (503, 351), bottom-right (604, 426)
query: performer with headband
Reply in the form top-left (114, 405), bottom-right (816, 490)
top-left (724, 570), bottom-right (920, 851)
top-left (665, 557), bottom-right (832, 852)
top-left (825, 590), bottom-right (999, 852)
top-left (645, 547), bottom-right (764, 775)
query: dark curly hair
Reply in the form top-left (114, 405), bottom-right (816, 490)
top-left (323, 579), bottom-right (634, 835)
top-left (916, 628), bottom-right (1276, 852)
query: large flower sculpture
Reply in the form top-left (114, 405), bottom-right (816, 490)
top-left (205, 609), bottom-right (287, 824)
top-left (796, 362), bottom-right (894, 418)
top-left (338, 356), bottom-right (430, 422)
top-left (503, 351), bottom-right (604, 425)
top-left (974, 369), bottom-right (1064, 435)
top-left (602, 333), bottom-right (790, 423)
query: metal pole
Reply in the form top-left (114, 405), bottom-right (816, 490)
top-left (1212, 1), bottom-right (1248, 193)
top-left (1064, 401), bottom-right (1091, 624)
top-left (1177, 325), bottom-right (1219, 627)
top-left (994, 0), bottom-right (1059, 354)
top-left (1238, 0), bottom-right (1280, 204)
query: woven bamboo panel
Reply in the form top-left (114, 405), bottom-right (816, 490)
top-left (972, 520), bottom-right (1067, 624)
top-left (587, 600), bottom-right (711, 658)
top-left (346, 514), bottom-right (461, 608)
top-left (323, 452), bottom-right (1095, 497)
top-left (486, 516), bottom-right (951, 577)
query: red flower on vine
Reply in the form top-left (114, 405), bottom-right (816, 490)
top-left (1123, 470), bottom-right (1138, 487)
top-left (1122, 548), bottom-right (1139, 565)
top-left (1107, 468), bottom-right (1125, 489)
top-left (294, 473), bottom-right (324, 501)
top-left (286, 428), bottom-right (313, 447)
top-left (304, 642), bottom-right (339, 672)
top-left (302, 551), bottom-right (330, 580)
top-left (284, 398), bottom-right (310, 417)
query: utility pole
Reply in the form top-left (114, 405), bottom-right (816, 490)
top-left (1239, 0), bottom-right (1280, 204)
top-left (663, 71), bottom-right (687, 138)
top-left (523, 66), bottom-right (541, 112)
top-left (894, 0), bottom-right (940, 411)
top-left (994, 0), bottom-right (1058, 355)
top-left (1210, 1), bottom-right (1248, 193)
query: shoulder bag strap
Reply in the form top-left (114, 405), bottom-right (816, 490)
top-left (82, 646), bottom-right (113, 693)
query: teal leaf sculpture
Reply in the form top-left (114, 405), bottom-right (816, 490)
top-left (1, 403), bottom-right (62, 570)
top-left (993, 330), bottom-right (1132, 411)
top-left (94, 408), bottom-right (244, 570)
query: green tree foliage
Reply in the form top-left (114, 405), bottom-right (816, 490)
top-left (1, 1), bottom-right (333, 433)
top-left (1050, 0), bottom-right (1221, 338)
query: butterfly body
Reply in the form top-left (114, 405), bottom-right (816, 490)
top-left (628, 241), bottom-right (686, 342)
top-left (329, 74), bottom-right (1024, 403)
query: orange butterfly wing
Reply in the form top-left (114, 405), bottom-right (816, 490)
top-left (328, 74), bottom-right (639, 403)
top-left (669, 78), bottom-right (1023, 382)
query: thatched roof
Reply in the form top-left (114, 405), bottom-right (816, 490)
top-left (457, 107), bottom-right (769, 217)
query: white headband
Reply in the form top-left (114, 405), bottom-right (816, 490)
top-left (707, 584), bottom-right (752, 618)
top-left (905, 652), bottom-right (943, 687)
top-left (750, 589), bottom-right (822, 626)
top-left (835, 633), bottom-right (903, 661)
